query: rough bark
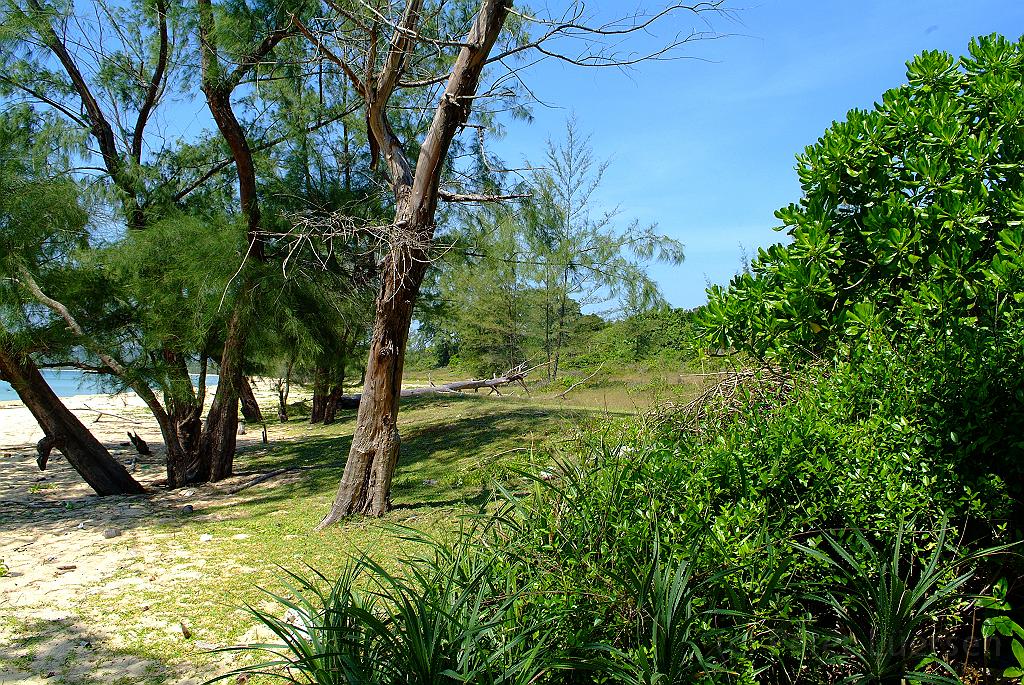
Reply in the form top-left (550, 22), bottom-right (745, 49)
top-left (319, 259), bottom-right (424, 521)
top-left (317, 0), bottom-right (512, 526)
top-left (195, 305), bottom-right (243, 482)
top-left (0, 343), bottom-right (144, 495)
top-left (161, 349), bottom-right (202, 485)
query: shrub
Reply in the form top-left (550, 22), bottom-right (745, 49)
top-left (701, 34), bottom-right (1024, 360)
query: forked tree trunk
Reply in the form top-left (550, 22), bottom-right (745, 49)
top-left (164, 404), bottom-right (201, 486)
top-left (195, 304), bottom-right (244, 481)
top-left (316, 0), bottom-right (511, 526)
top-left (322, 381), bottom-right (345, 425)
top-left (0, 344), bottom-right (144, 495)
top-left (161, 352), bottom-right (202, 486)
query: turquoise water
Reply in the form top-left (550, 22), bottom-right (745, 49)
top-left (0, 369), bottom-right (218, 402)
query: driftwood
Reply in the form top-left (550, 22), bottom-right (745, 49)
top-left (334, 365), bottom-right (535, 409)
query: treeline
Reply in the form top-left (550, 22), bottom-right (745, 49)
top-left (411, 120), bottom-right (686, 379)
top-left (411, 304), bottom-right (706, 376)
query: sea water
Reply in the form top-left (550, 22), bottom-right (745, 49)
top-left (0, 369), bottom-right (218, 402)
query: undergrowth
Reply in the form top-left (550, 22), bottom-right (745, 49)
top-left (218, 342), bottom-right (1023, 684)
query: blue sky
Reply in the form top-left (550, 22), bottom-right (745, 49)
top-left (488, 1), bottom-right (1024, 309)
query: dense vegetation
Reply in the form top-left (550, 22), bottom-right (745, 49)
top-left (219, 35), bottom-right (1024, 685)
top-left (3, 0), bottom-right (1023, 679)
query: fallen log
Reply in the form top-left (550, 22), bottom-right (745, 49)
top-left (333, 366), bottom-right (534, 409)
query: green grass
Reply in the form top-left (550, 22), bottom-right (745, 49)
top-left (6, 372), bottom-right (700, 683)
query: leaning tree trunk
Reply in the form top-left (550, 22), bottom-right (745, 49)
top-left (0, 344), bottom-right (144, 495)
top-left (239, 376), bottom-right (264, 423)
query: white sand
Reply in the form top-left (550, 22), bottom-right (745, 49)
top-left (0, 391), bottom-right (159, 452)
top-left (0, 382), bottom-right (299, 683)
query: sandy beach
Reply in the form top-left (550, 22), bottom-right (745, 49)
top-left (0, 382), bottom-right (299, 684)
top-left (0, 391), bottom-right (161, 453)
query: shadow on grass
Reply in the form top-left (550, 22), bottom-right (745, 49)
top-left (204, 394), bottom-right (616, 518)
top-left (2, 615), bottom-right (185, 684)
top-left (0, 394), bottom-right (621, 538)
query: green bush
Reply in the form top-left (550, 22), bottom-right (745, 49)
top-left (222, 343), bottom-right (1017, 683)
top-left (701, 34), bottom-right (1024, 360)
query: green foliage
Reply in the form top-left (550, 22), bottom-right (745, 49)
top-left (0, 115), bottom-right (92, 355)
top-left (702, 34), bottom-right (1024, 360)
top-left (796, 524), bottom-right (983, 684)
top-left (980, 578), bottom-right (1024, 680)
top-left (427, 118), bottom-right (684, 377)
top-left (209, 529), bottom-right (560, 685)
top-left (571, 307), bottom-right (704, 368)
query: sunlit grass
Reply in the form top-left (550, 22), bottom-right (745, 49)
top-left (5, 369), bottom-right (695, 683)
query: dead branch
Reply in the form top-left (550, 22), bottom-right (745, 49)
top-left (654, 364), bottom-right (800, 431)
top-left (556, 363), bottom-right (605, 399)
top-left (438, 190), bottom-right (531, 203)
top-left (333, 362), bottom-right (537, 408)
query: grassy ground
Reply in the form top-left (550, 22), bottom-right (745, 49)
top-left (0, 369), bottom-right (706, 684)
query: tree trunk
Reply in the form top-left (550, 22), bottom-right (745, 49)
top-left (277, 383), bottom-right (289, 422)
top-left (165, 403), bottom-right (201, 486)
top-left (276, 358), bottom-right (292, 422)
top-left (310, 365), bottom-right (329, 424)
top-left (239, 376), bottom-right (264, 423)
top-left (160, 350), bottom-right (202, 487)
top-left (323, 382), bottom-right (345, 425)
top-left (0, 343), bottom-right (144, 495)
top-left (195, 303), bottom-right (244, 481)
top-left (316, 0), bottom-right (511, 526)
top-left (318, 257), bottom-right (425, 523)
top-left (322, 351), bottom-right (347, 425)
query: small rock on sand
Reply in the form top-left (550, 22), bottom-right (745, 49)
top-left (103, 528), bottom-right (122, 539)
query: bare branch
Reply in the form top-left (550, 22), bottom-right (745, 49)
top-left (291, 15), bottom-right (367, 94)
top-left (438, 190), bottom-right (530, 203)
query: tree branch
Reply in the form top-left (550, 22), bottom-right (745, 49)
top-left (291, 15), bottom-right (366, 95)
top-left (130, 0), bottom-right (168, 163)
top-left (438, 190), bottom-right (529, 203)
top-left (412, 0), bottom-right (512, 218)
